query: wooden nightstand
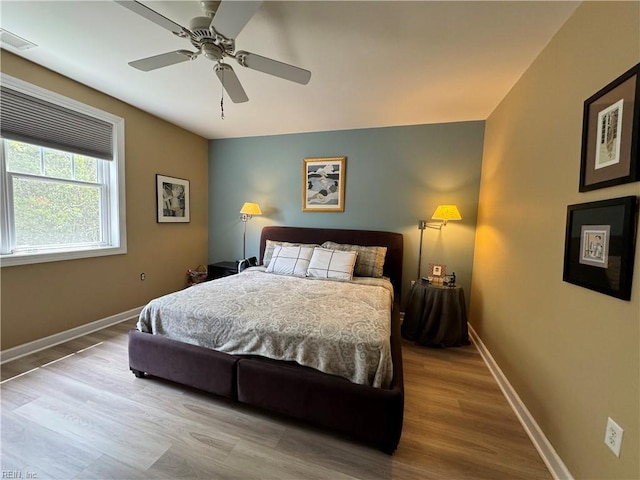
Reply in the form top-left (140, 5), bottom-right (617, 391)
top-left (207, 261), bottom-right (238, 281)
top-left (401, 280), bottom-right (470, 347)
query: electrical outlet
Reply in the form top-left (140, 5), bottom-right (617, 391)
top-left (604, 417), bottom-right (623, 457)
top-left (140, 273), bottom-right (146, 281)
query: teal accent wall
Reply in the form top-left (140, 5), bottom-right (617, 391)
top-left (208, 121), bottom-right (485, 305)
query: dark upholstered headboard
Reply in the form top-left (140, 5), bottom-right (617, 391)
top-left (259, 226), bottom-right (404, 296)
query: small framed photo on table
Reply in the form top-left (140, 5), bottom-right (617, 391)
top-left (579, 63), bottom-right (639, 192)
top-left (563, 196), bottom-right (637, 300)
top-left (156, 174), bottom-right (190, 223)
top-left (427, 263), bottom-right (447, 283)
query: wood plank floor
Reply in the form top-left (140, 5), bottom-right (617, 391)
top-left (1, 320), bottom-right (552, 479)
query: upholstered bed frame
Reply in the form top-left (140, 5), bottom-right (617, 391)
top-left (128, 226), bottom-right (404, 453)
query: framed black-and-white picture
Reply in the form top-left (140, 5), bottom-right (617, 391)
top-left (302, 157), bottom-right (346, 212)
top-left (563, 196), bottom-right (637, 300)
top-left (579, 225), bottom-right (610, 268)
top-left (156, 174), bottom-right (190, 223)
top-left (579, 63), bottom-right (640, 192)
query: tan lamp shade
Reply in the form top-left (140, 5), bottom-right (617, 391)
top-left (431, 205), bottom-right (462, 221)
top-left (240, 202), bottom-right (262, 216)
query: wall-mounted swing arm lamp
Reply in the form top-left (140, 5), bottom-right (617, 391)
top-left (240, 202), bottom-right (262, 259)
top-left (417, 205), bottom-right (462, 279)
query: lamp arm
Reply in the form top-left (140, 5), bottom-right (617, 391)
top-left (425, 223), bottom-right (444, 230)
top-left (417, 220), bottom-right (448, 278)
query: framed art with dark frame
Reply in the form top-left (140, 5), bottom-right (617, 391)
top-left (579, 63), bottom-right (640, 192)
top-left (302, 156), bottom-right (346, 212)
top-left (563, 196), bottom-right (638, 300)
top-left (156, 174), bottom-right (190, 223)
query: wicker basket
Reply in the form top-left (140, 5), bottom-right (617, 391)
top-left (186, 265), bottom-right (208, 286)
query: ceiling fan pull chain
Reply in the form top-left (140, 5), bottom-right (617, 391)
top-left (220, 67), bottom-right (225, 120)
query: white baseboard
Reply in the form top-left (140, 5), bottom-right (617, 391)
top-left (468, 324), bottom-right (574, 480)
top-left (0, 306), bottom-right (143, 364)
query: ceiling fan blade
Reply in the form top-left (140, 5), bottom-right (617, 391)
top-left (210, 1), bottom-right (262, 40)
top-left (214, 63), bottom-right (249, 103)
top-left (129, 50), bottom-right (194, 72)
top-left (115, 0), bottom-right (187, 36)
top-left (235, 51), bottom-right (311, 85)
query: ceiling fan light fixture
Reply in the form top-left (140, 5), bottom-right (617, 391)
top-left (202, 43), bottom-right (224, 61)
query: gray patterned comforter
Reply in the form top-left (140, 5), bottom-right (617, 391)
top-left (137, 268), bottom-right (394, 388)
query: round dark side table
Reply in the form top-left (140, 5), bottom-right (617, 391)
top-left (401, 280), bottom-right (470, 347)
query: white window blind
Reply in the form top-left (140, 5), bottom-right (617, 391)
top-left (0, 85), bottom-right (114, 160)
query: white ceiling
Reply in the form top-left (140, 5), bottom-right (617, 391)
top-left (1, 1), bottom-right (580, 140)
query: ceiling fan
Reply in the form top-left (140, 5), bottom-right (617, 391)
top-left (115, 0), bottom-right (311, 103)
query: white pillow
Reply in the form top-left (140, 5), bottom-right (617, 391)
top-left (263, 240), bottom-right (318, 267)
top-left (266, 245), bottom-right (315, 277)
top-left (306, 247), bottom-right (358, 281)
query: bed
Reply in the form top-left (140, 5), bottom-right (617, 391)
top-left (128, 226), bottom-right (404, 453)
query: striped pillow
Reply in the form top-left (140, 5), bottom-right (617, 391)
top-left (306, 247), bottom-right (358, 281)
top-left (266, 245), bottom-right (315, 277)
top-left (321, 242), bottom-right (387, 278)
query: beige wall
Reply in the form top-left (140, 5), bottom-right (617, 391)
top-left (0, 51), bottom-right (209, 350)
top-left (471, 2), bottom-right (639, 479)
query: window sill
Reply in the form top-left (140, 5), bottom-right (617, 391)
top-left (0, 245), bottom-right (127, 267)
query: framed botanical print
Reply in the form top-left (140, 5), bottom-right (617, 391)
top-left (156, 174), bottom-right (190, 223)
top-left (302, 156), bottom-right (346, 212)
top-left (563, 196), bottom-right (637, 300)
top-left (579, 63), bottom-right (640, 192)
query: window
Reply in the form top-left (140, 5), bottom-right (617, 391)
top-left (0, 75), bottom-right (126, 266)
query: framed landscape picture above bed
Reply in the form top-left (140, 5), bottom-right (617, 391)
top-left (579, 63), bottom-right (639, 192)
top-left (303, 156), bottom-right (346, 212)
top-left (156, 174), bottom-right (190, 223)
